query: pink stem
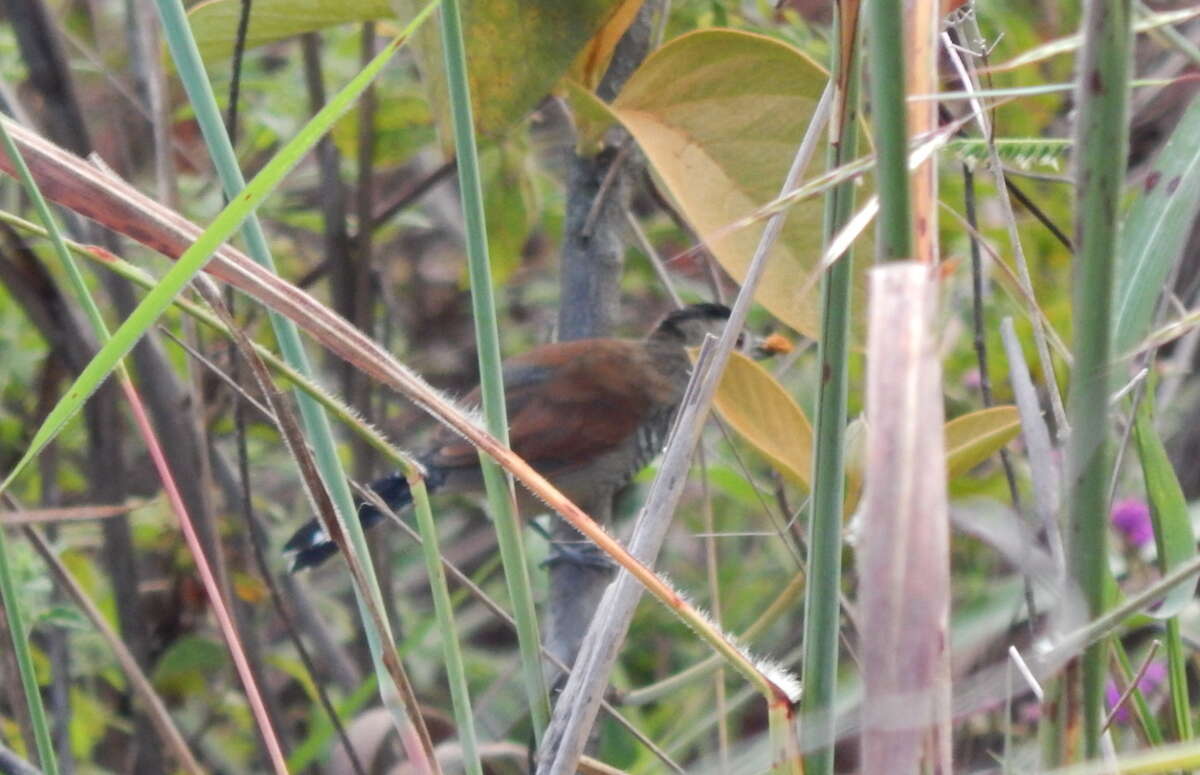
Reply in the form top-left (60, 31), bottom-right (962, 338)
top-left (119, 375), bottom-right (290, 774)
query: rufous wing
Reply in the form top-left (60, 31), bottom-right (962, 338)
top-left (428, 338), bottom-right (672, 473)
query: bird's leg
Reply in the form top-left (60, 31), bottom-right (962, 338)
top-left (542, 541), bottom-right (616, 571)
top-left (528, 518), bottom-right (616, 571)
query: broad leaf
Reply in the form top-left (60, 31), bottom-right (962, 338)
top-left (709, 350), bottom-right (814, 491)
top-left (709, 355), bottom-right (1020, 505)
top-left (561, 78), bottom-right (619, 154)
top-left (846, 408), bottom-right (1021, 515)
top-left (397, 0), bottom-right (626, 143)
top-left (945, 406), bottom-right (1021, 479)
top-left (609, 30), bottom-right (852, 339)
top-left (569, 0), bottom-right (646, 90)
top-left (188, 0), bottom-right (395, 64)
top-left (152, 635), bottom-right (228, 696)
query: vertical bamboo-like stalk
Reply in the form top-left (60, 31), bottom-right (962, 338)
top-left (860, 3), bottom-right (950, 767)
top-left (859, 265), bottom-right (951, 773)
top-left (801, 2), bottom-right (861, 772)
top-left (905, 0), bottom-right (938, 264)
top-left (866, 0), bottom-right (912, 261)
top-left (1068, 0), bottom-right (1133, 756)
top-left (436, 0), bottom-right (552, 740)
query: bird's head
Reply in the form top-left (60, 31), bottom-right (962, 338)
top-left (651, 302), bottom-right (794, 357)
top-left (652, 303), bottom-right (734, 347)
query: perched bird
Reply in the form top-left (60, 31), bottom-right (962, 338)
top-left (284, 303), bottom-right (736, 572)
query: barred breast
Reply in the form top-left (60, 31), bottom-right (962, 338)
top-left (631, 405), bottom-right (677, 475)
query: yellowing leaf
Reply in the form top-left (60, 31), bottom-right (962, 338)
top-left (611, 30), bottom-right (859, 339)
top-left (570, 0), bottom-right (646, 90)
top-left (398, 0), bottom-right (626, 145)
top-left (233, 571), bottom-right (270, 605)
top-left (188, 0), bottom-right (395, 64)
top-left (944, 406), bottom-right (1021, 480)
top-left (843, 416), bottom-right (867, 515)
top-left (846, 408), bottom-right (1018, 516)
top-left (709, 350), bottom-right (814, 491)
top-left (706, 367), bottom-right (1018, 504)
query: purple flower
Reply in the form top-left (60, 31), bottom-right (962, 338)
top-left (1105, 661), bottom-right (1167, 724)
top-left (1112, 498), bottom-right (1154, 549)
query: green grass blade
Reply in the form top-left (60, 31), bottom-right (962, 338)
top-left (0, 116), bottom-right (108, 342)
top-left (410, 479), bottom-right (483, 775)
top-left (1163, 619), bottom-right (1192, 740)
top-left (1132, 390), bottom-right (1195, 739)
top-left (1132, 392), bottom-right (1197, 620)
top-left (0, 528), bottom-right (58, 774)
top-left (437, 0), bottom-right (551, 740)
top-left (1115, 93), bottom-right (1200, 358)
top-left (1111, 639), bottom-right (1165, 745)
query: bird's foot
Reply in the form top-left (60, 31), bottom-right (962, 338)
top-left (541, 541), bottom-right (615, 572)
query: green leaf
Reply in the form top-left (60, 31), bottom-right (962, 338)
top-left (397, 0), bottom-right (626, 143)
top-left (481, 140), bottom-right (534, 283)
top-left (945, 406), bottom-right (1021, 480)
top-left (286, 676), bottom-right (378, 773)
top-left (847, 409), bottom-right (1020, 515)
top-left (69, 687), bottom-right (119, 761)
top-left (32, 605), bottom-right (91, 633)
top-left (1115, 93), bottom-right (1200, 358)
top-left (152, 635), bottom-right (228, 696)
top-left (561, 78), bottom-right (620, 154)
top-left (568, 0), bottom-right (645, 89)
top-left (1132, 391), bottom-right (1197, 619)
top-left (331, 95), bottom-right (435, 167)
top-left (188, 0), bottom-right (395, 65)
top-left (609, 29), bottom-right (848, 339)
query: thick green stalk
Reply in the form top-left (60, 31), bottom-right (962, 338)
top-left (801, 12), bottom-right (861, 773)
top-left (1068, 0), bottom-right (1133, 756)
top-left (865, 0), bottom-right (911, 261)
top-left (436, 0), bottom-right (551, 739)
top-left (151, 0), bottom-right (441, 758)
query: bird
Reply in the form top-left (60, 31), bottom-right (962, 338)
top-left (284, 302), bottom-right (738, 572)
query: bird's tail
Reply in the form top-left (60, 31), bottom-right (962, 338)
top-left (284, 468), bottom-right (438, 572)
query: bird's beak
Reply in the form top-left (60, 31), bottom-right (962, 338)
top-left (750, 332), bottom-right (794, 358)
